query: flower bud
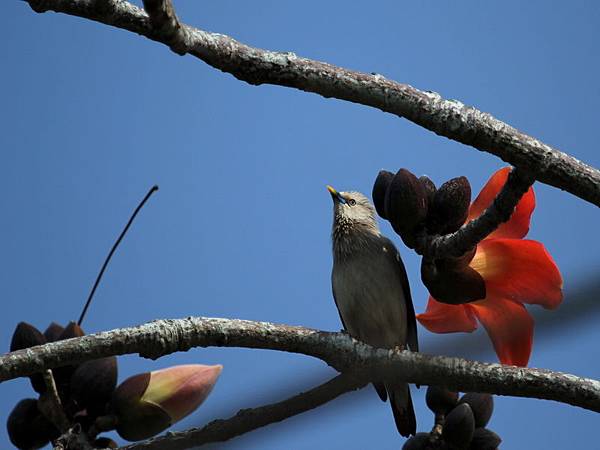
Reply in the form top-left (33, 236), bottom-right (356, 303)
top-left (7, 398), bottom-right (59, 450)
top-left (402, 432), bottom-right (431, 450)
top-left (469, 428), bottom-right (501, 450)
top-left (419, 175), bottom-right (437, 207)
top-left (10, 322), bottom-right (47, 394)
top-left (459, 392), bottom-right (494, 428)
top-left (111, 364), bottom-right (222, 441)
top-left (70, 357), bottom-right (118, 417)
top-left (426, 385), bottom-right (459, 416)
top-left (53, 321), bottom-right (86, 395)
top-left (421, 258), bottom-right (486, 305)
top-left (442, 403), bottom-right (475, 450)
top-left (427, 176), bottom-right (471, 235)
top-left (372, 170), bottom-right (394, 219)
top-left (385, 168), bottom-right (428, 248)
top-left (44, 322), bottom-right (65, 342)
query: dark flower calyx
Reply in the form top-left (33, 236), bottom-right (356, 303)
top-left (421, 258), bottom-right (486, 305)
top-left (459, 392), bottom-right (494, 428)
top-left (442, 403), bottom-right (475, 449)
top-left (385, 168), bottom-right (429, 248)
top-left (427, 176), bottom-right (471, 235)
top-left (426, 385), bottom-right (459, 416)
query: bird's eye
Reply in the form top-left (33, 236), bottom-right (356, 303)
top-left (348, 199), bottom-right (356, 206)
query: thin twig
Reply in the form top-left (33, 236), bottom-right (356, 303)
top-left (415, 166), bottom-right (535, 258)
top-left (24, 0), bottom-right (600, 206)
top-left (119, 373), bottom-right (367, 450)
top-left (78, 185), bottom-right (158, 326)
top-left (1, 317), bottom-right (599, 413)
top-left (38, 369), bottom-right (70, 433)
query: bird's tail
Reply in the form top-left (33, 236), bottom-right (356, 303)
top-left (388, 382), bottom-right (416, 437)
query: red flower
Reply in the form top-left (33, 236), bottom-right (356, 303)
top-left (416, 168), bottom-right (563, 366)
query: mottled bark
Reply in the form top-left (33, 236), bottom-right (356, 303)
top-left (2, 317), bottom-right (599, 413)
top-left (25, 0), bottom-right (600, 206)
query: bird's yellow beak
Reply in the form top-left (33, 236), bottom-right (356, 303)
top-left (327, 185), bottom-right (346, 204)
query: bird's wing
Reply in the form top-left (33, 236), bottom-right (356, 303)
top-left (383, 237), bottom-right (419, 353)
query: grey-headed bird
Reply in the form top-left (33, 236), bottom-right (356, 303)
top-left (327, 185), bottom-right (418, 437)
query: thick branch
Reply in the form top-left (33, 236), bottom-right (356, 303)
top-left (1, 317), bottom-right (599, 413)
top-left (416, 166), bottom-right (535, 258)
top-left (120, 373), bottom-right (367, 450)
top-left (25, 0), bottom-right (600, 206)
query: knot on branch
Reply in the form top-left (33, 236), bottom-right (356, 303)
top-left (142, 0), bottom-right (190, 55)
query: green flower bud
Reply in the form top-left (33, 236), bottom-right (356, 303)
top-left (111, 364), bottom-right (222, 441)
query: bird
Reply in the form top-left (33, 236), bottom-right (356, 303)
top-left (327, 185), bottom-right (418, 437)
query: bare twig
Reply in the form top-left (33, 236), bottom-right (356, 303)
top-left (415, 166), bottom-right (535, 258)
top-left (38, 370), bottom-right (71, 433)
top-left (78, 185), bottom-right (158, 326)
top-left (1, 317), bottom-right (599, 413)
top-left (24, 0), bottom-right (600, 206)
top-left (119, 373), bottom-right (367, 450)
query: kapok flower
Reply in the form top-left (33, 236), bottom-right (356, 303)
top-left (416, 167), bottom-right (563, 366)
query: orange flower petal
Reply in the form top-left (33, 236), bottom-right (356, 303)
top-left (469, 297), bottom-right (533, 366)
top-left (468, 167), bottom-right (535, 239)
top-left (416, 297), bottom-right (478, 333)
top-left (470, 239), bottom-right (563, 309)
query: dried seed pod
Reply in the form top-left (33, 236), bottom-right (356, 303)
top-left (469, 428), bottom-right (501, 450)
top-left (421, 259), bottom-right (486, 305)
top-left (459, 393), bottom-right (494, 428)
top-left (402, 432), bottom-right (431, 450)
top-left (442, 403), bottom-right (475, 450)
top-left (385, 168), bottom-right (429, 248)
top-left (7, 398), bottom-right (59, 450)
top-left (43, 322), bottom-right (65, 342)
top-left (426, 385), bottom-right (459, 416)
top-left (71, 357), bottom-right (118, 417)
top-left (427, 176), bottom-right (471, 235)
top-left (10, 322), bottom-right (47, 394)
top-left (419, 175), bottom-right (437, 207)
top-left (372, 170), bottom-right (394, 219)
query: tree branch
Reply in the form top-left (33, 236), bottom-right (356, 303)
top-left (119, 373), bottom-right (367, 450)
top-left (1, 317), bottom-right (599, 413)
top-left (24, 0), bottom-right (600, 206)
top-left (416, 166), bottom-right (535, 258)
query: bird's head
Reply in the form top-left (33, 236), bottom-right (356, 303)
top-left (327, 185), bottom-right (379, 236)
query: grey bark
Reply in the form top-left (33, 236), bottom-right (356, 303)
top-left (1, 316), bottom-right (599, 413)
top-left (25, 0), bottom-right (600, 206)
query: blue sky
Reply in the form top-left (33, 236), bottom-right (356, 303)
top-left (2, 1), bottom-right (599, 449)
